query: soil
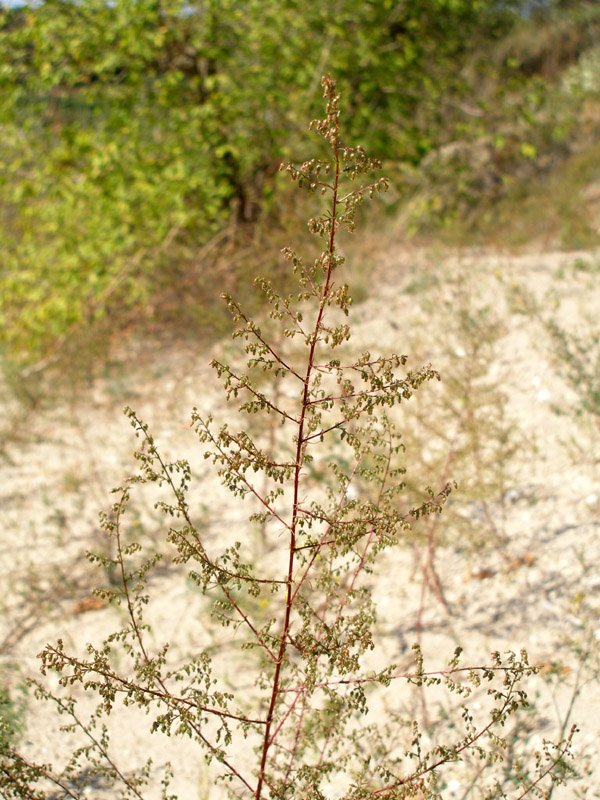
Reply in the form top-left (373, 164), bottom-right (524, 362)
top-left (1, 243), bottom-right (599, 799)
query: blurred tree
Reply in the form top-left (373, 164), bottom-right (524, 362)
top-left (0, 0), bottom-right (525, 363)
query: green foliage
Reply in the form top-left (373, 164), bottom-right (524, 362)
top-left (0, 74), bottom-right (577, 800)
top-left (404, 1), bottom-right (600, 242)
top-left (2, 0), bottom-right (600, 370)
top-left (0, 0), bottom-right (524, 365)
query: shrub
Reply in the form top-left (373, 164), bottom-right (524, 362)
top-left (1, 75), bottom-right (577, 800)
top-left (0, 0), bottom-right (546, 367)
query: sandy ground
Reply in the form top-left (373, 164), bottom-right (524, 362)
top-left (1, 243), bottom-right (599, 799)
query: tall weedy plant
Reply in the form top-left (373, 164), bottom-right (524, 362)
top-left (2, 76), bottom-right (576, 800)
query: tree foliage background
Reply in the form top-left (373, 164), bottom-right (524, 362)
top-left (0, 0), bottom-right (597, 366)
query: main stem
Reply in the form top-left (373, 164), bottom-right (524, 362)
top-left (255, 139), bottom-right (340, 800)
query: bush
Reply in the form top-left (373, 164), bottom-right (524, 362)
top-left (0, 0), bottom-right (527, 366)
top-left (1, 75), bottom-right (577, 800)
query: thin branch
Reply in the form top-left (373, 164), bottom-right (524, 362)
top-left (41, 646), bottom-right (266, 726)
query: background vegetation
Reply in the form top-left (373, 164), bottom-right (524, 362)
top-left (2, 0), bottom-right (600, 376)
